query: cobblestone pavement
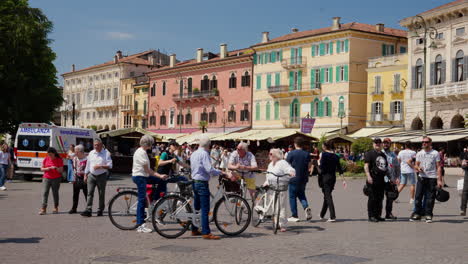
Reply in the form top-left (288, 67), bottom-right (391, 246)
top-left (1, 168), bottom-right (467, 264)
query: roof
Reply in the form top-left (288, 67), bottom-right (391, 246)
top-left (62, 50), bottom-right (157, 76)
top-left (253, 22), bottom-right (407, 47)
top-left (418, 0), bottom-right (466, 16)
top-left (210, 129), bottom-right (318, 142)
top-left (326, 133), bottom-right (356, 143)
top-left (98, 127), bottom-right (161, 139)
top-left (348, 127), bottom-right (395, 138)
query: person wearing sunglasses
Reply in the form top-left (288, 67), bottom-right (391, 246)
top-left (364, 138), bottom-right (388, 222)
top-left (382, 138), bottom-right (399, 220)
top-left (410, 136), bottom-right (444, 223)
top-left (228, 142), bottom-right (258, 200)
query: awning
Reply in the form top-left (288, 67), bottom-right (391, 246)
top-left (211, 129), bottom-right (317, 142)
top-left (99, 127), bottom-right (162, 140)
top-left (386, 136), bottom-right (419, 142)
top-left (348, 127), bottom-right (394, 138)
top-left (310, 127), bottom-right (341, 139)
top-left (176, 132), bottom-right (222, 144)
top-left (410, 134), bottom-right (468, 143)
top-left (326, 133), bottom-right (356, 143)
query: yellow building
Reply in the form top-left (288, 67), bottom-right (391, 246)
top-left (251, 17), bottom-right (407, 133)
top-left (366, 54), bottom-right (408, 127)
top-left (120, 75), bottom-right (149, 128)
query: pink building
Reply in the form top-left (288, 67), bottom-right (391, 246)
top-left (147, 44), bottom-right (253, 134)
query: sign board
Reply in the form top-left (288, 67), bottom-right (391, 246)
top-left (300, 118), bottom-right (315, 133)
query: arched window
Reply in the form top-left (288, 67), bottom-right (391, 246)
top-left (201, 107), bottom-right (208, 122)
top-left (185, 109), bottom-right (192, 125)
top-left (177, 110), bottom-right (184, 125)
top-left (210, 76), bottom-right (218, 90)
top-left (100, 89), bottom-right (105, 100)
top-left (228, 105), bottom-right (236, 122)
top-left (454, 50), bottom-right (465, 82)
top-left (290, 98), bottom-right (300, 122)
top-left (150, 83), bottom-right (156, 97)
top-left (242, 71), bottom-right (251, 87)
top-left (241, 104), bottom-right (250, 121)
top-left (434, 55), bottom-right (444, 85)
top-left (415, 59), bottom-right (423, 89)
top-left (274, 101), bottom-right (280, 120)
top-left (162, 81), bottom-right (166, 95)
top-left (312, 98), bottom-right (321, 117)
top-left (209, 106), bottom-right (217, 123)
top-left (201, 75), bottom-right (209, 91)
top-left (187, 78), bottom-right (192, 94)
top-left (149, 116), bottom-right (156, 126)
top-left (160, 111), bottom-right (166, 126)
top-left (265, 101), bottom-right (271, 120)
top-left (323, 97), bottom-right (332, 117)
top-left (229, 73), bottom-right (237, 88)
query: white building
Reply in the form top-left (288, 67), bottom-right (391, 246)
top-left (400, 0), bottom-right (468, 131)
top-left (60, 50), bottom-right (170, 130)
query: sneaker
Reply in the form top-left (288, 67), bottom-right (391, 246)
top-left (318, 214), bottom-right (325, 220)
top-left (52, 208), bottom-right (59, 214)
top-left (385, 214), bottom-right (397, 220)
top-left (327, 218), bottom-right (336, 222)
top-left (191, 230), bottom-right (202, 236)
top-left (425, 216), bottom-right (433, 223)
top-left (136, 223), bottom-right (153, 233)
top-left (368, 217), bottom-right (379, 223)
top-left (280, 227), bottom-right (287, 232)
top-left (38, 208), bottom-right (46, 215)
top-left (0, 186), bottom-right (6, 191)
top-left (409, 199), bottom-right (414, 204)
top-left (376, 216), bottom-right (386, 222)
top-left (305, 208), bottom-right (313, 221)
top-left (410, 213), bottom-right (421, 222)
top-left (461, 210), bottom-right (466, 216)
top-left (81, 210), bottom-right (92, 217)
top-left (287, 217), bottom-right (300, 222)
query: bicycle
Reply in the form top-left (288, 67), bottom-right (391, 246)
top-left (107, 171), bottom-right (190, 230)
top-left (251, 171), bottom-right (289, 234)
top-left (150, 174), bottom-right (252, 239)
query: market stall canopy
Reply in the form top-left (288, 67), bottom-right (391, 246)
top-left (325, 133), bottom-right (356, 143)
top-left (175, 132), bottom-right (224, 145)
top-left (410, 134), bottom-right (468, 143)
top-left (210, 129), bottom-right (318, 142)
top-left (99, 127), bottom-right (162, 140)
top-left (348, 127), bottom-right (396, 138)
top-left (310, 127), bottom-right (341, 139)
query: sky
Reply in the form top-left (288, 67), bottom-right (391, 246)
top-left (30, 0), bottom-right (451, 84)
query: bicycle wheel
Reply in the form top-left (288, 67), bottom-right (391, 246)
top-left (151, 194), bottom-right (192, 239)
top-left (251, 190), bottom-right (266, 227)
top-left (213, 194), bottom-right (251, 236)
top-left (273, 192), bottom-right (280, 234)
top-left (108, 191), bottom-right (139, 230)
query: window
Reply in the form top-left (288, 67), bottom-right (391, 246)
top-left (169, 108), bottom-right (174, 125)
top-left (393, 74), bottom-right (401, 92)
top-left (434, 55), bottom-right (443, 85)
top-left (339, 41), bottom-right (345, 53)
top-left (293, 71), bottom-right (299, 89)
top-left (177, 111), bottom-right (184, 125)
top-left (325, 43), bottom-right (330, 54)
top-left (374, 76), bottom-right (382, 93)
top-left (150, 116), bottom-right (156, 126)
top-left (108, 73), bottom-right (112, 79)
top-left (185, 110), bottom-right (192, 125)
top-left (100, 89), bottom-right (104, 100)
top-left (71, 94), bottom-right (75, 103)
top-left (209, 107), bottom-right (217, 123)
top-left (134, 101), bottom-right (138, 113)
top-left (105, 111), bottom-right (109, 118)
top-left (454, 50), bottom-right (465, 82)
top-left (415, 59), bottom-right (423, 88)
top-left (86, 112), bottom-right (90, 119)
top-left (265, 101), bottom-right (271, 120)
top-left (324, 68), bottom-right (330, 83)
top-left (114, 72), bottom-right (119, 78)
top-left (456, 27), bottom-right (465, 36)
top-left (324, 98), bottom-right (332, 117)
top-left (338, 96), bottom-right (345, 117)
top-left (416, 38), bottom-right (424, 45)
top-left (314, 45), bottom-right (320, 56)
top-left (143, 100), bottom-right (147, 115)
top-left (400, 46), bottom-right (407, 54)
top-left (240, 104), bottom-right (249, 121)
top-left (393, 101), bottom-right (402, 114)
top-left (201, 75), bottom-right (209, 91)
top-left (76, 93), bottom-right (80, 104)
top-left (435, 33), bottom-right (444, 39)
top-left (373, 102), bottom-right (382, 114)
top-left (160, 111), bottom-right (166, 126)
top-left (255, 102), bottom-right (260, 121)
top-left (187, 78), bottom-right (192, 93)
top-left (87, 91), bottom-right (93, 103)
top-left (256, 75), bottom-right (262, 90)
top-left (94, 90), bottom-right (98, 101)
top-left (107, 88), bottom-right (111, 100)
top-left (150, 84), bottom-right (156, 96)
top-left (162, 81), bottom-right (166, 95)
top-left (112, 110), bottom-right (116, 117)
top-left (340, 66), bottom-right (345, 82)
top-left (228, 106), bottom-right (236, 122)
top-left (179, 79), bottom-right (184, 95)
top-left (274, 101), bottom-right (279, 120)
top-left (98, 111), bottom-right (103, 119)
top-left (210, 76), bottom-right (217, 90)
top-left (313, 69), bottom-right (321, 87)
top-left (102, 74), bottom-right (106, 80)
top-left (241, 71), bottom-right (251, 87)
top-left (382, 44), bottom-right (395, 56)
top-left (201, 107), bottom-right (208, 122)
top-left (130, 71), bottom-right (135, 77)
top-left (229, 73), bottom-right (237, 88)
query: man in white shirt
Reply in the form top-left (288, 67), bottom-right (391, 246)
top-left (397, 141), bottom-right (417, 204)
top-left (81, 138), bottom-right (113, 217)
top-left (410, 136), bottom-right (443, 223)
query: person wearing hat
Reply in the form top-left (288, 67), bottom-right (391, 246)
top-left (364, 138), bottom-right (388, 222)
top-left (382, 138), bottom-right (399, 220)
top-left (411, 136), bottom-right (444, 223)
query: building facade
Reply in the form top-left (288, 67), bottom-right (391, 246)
top-left (366, 54), bottom-right (408, 127)
top-left (146, 44), bottom-right (253, 134)
top-left (120, 75), bottom-right (150, 129)
top-left (251, 17), bottom-right (407, 133)
top-left (61, 50), bottom-right (170, 130)
top-left (400, 0), bottom-right (468, 131)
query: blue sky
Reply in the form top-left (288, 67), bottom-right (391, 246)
top-left (30, 0), bottom-right (450, 84)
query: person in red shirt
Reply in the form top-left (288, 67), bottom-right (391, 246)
top-left (39, 147), bottom-right (64, 215)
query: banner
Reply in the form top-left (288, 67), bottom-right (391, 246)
top-left (300, 118), bottom-right (315, 133)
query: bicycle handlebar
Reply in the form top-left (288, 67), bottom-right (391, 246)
top-left (261, 171), bottom-right (290, 177)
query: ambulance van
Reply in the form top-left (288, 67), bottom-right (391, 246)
top-left (14, 123), bottom-right (97, 181)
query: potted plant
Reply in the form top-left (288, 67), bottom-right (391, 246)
top-left (212, 88), bottom-right (219, 96)
top-left (198, 120), bottom-right (208, 133)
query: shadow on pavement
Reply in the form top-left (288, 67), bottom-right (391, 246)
top-left (0, 237), bottom-right (43, 244)
top-left (436, 219), bottom-right (468, 224)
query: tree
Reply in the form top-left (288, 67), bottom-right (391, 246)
top-left (198, 121), bottom-right (207, 133)
top-left (351, 137), bottom-right (373, 155)
top-left (0, 0), bottom-right (62, 135)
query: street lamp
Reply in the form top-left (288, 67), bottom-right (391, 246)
top-left (409, 15), bottom-right (438, 136)
top-left (338, 97), bottom-right (346, 134)
top-left (63, 98), bottom-right (76, 127)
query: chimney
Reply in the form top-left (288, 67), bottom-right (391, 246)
top-left (376, 23), bottom-right (385, 32)
top-left (113, 55), bottom-right (118, 64)
top-left (220, 44), bottom-right (228, 59)
top-left (169, 54), bottom-right (176, 67)
top-left (116, 50), bottom-right (123, 59)
top-left (291, 28), bottom-right (299, 33)
top-left (332, 17), bottom-right (341, 30)
top-left (261, 32), bottom-right (269, 43)
top-left (196, 48), bottom-right (203, 63)
top-left (71, 64), bottom-right (75, 72)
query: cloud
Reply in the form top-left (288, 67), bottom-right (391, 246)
top-left (106, 31), bottom-right (135, 40)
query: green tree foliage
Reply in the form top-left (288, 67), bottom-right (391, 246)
top-left (0, 0), bottom-right (62, 135)
top-left (351, 137), bottom-right (373, 155)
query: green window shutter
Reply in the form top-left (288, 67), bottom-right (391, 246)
top-left (279, 49), bottom-right (283, 61)
top-left (329, 67), bottom-right (333, 83)
top-left (275, 73), bottom-right (280, 86)
top-left (253, 54), bottom-right (257, 65)
top-left (330, 42), bottom-right (333, 55)
top-left (271, 51), bottom-right (276, 62)
top-left (266, 102), bottom-right (270, 120)
top-left (298, 47), bottom-right (302, 64)
top-left (256, 75), bottom-right (262, 90)
top-left (390, 45), bottom-right (395, 55)
top-left (311, 69), bottom-right (315, 87)
top-left (274, 101), bottom-right (279, 120)
top-left (327, 99), bottom-right (332, 117)
top-left (310, 102), bottom-right (315, 117)
top-left (266, 74), bottom-right (272, 88)
top-left (318, 100), bottom-right (324, 117)
top-left (337, 40), bottom-right (341, 53)
top-left (290, 48), bottom-right (295, 64)
top-left (320, 68), bottom-right (325, 83)
top-left (382, 44), bottom-right (386, 56)
top-left (319, 43), bottom-right (325, 56)
top-left (265, 53), bottom-right (269, 63)
top-left (336, 66), bottom-right (340, 82)
top-left (344, 39), bottom-right (349, 52)
top-left (298, 70), bottom-right (302, 90)
top-left (311, 45), bottom-right (316, 57)
top-left (289, 71), bottom-right (294, 90)
top-left (259, 53), bottom-right (263, 64)
top-left (255, 103), bottom-right (260, 120)
top-left (344, 65), bottom-right (349, 81)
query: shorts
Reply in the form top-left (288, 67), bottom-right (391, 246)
top-left (244, 177), bottom-right (256, 190)
top-left (400, 173), bottom-right (416, 185)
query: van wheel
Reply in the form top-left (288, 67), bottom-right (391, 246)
top-left (23, 175), bottom-right (33, 181)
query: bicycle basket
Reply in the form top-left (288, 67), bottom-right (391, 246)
top-left (222, 178), bottom-right (241, 193)
top-left (268, 180), bottom-right (289, 192)
top-left (177, 181), bottom-right (193, 196)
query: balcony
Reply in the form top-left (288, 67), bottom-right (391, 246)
top-left (390, 89), bottom-right (404, 95)
top-left (281, 117), bottom-right (300, 128)
top-left (370, 88), bottom-right (384, 96)
top-left (131, 110), bottom-right (147, 119)
top-left (172, 90), bottom-right (219, 102)
top-left (389, 113), bottom-right (403, 122)
top-left (120, 104), bottom-right (133, 112)
top-left (281, 56), bottom-right (307, 69)
top-left (267, 83), bottom-right (321, 98)
top-left (368, 113), bottom-right (387, 123)
top-left (427, 81), bottom-right (468, 102)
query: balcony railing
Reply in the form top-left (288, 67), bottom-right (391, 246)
top-left (389, 113), bottom-right (403, 121)
top-left (368, 113), bottom-right (387, 122)
top-left (267, 83), bottom-right (321, 97)
top-left (120, 105), bottom-right (132, 112)
top-left (281, 56), bottom-right (307, 69)
top-left (172, 90), bottom-right (219, 101)
top-left (282, 117), bottom-right (300, 128)
top-left (370, 88), bottom-right (384, 95)
top-left (427, 81), bottom-right (468, 100)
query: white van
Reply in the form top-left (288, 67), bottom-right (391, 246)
top-left (14, 123), bottom-right (97, 181)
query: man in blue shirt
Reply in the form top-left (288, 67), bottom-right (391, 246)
top-left (190, 136), bottom-right (233, 239)
top-left (286, 137), bottom-right (313, 222)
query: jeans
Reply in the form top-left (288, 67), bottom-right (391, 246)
top-left (460, 169), bottom-right (468, 211)
top-left (132, 176), bottom-right (164, 225)
top-left (67, 159), bottom-right (74, 182)
top-left (0, 164), bottom-right (7, 187)
top-left (367, 183), bottom-right (385, 218)
top-left (319, 174), bottom-right (336, 219)
top-left (192, 181), bottom-right (211, 235)
top-left (414, 177), bottom-right (437, 217)
top-left (86, 172), bottom-right (108, 212)
top-left (71, 178), bottom-right (88, 211)
top-left (288, 183), bottom-right (309, 218)
top-left (42, 177), bottom-right (61, 208)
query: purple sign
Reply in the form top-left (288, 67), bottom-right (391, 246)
top-left (300, 118), bottom-right (315, 133)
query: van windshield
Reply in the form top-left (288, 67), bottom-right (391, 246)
top-left (17, 135), bottom-right (50, 152)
